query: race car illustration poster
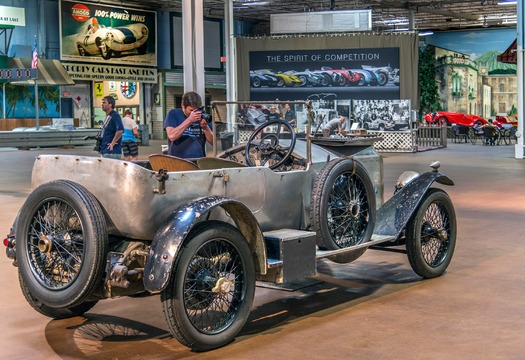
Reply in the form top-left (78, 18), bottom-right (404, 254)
top-left (60, 0), bottom-right (157, 66)
top-left (249, 48), bottom-right (399, 101)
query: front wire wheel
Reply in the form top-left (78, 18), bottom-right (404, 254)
top-left (405, 189), bottom-right (457, 279)
top-left (161, 221), bottom-right (255, 351)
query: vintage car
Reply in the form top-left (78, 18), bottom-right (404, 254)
top-left (249, 70), bottom-right (279, 88)
top-left (253, 69), bottom-right (302, 87)
top-left (4, 101), bottom-right (456, 352)
top-left (361, 65), bottom-right (395, 86)
top-left (320, 66), bottom-right (361, 86)
top-left (76, 17), bottom-right (149, 60)
top-left (424, 111), bottom-right (487, 127)
top-left (283, 70), bottom-right (327, 87)
top-left (307, 68), bottom-right (344, 86)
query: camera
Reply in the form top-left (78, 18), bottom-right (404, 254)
top-left (93, 136), bottom-right (102, 152)
top-left (198, 106), bottom-right (212, 122)
top-left (83, 135), bottom-right (102, 152)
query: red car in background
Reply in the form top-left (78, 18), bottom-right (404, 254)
top-left (424, 111), bottom-right (487, 127)
top-left (494, 115), bottom-right (518, 128)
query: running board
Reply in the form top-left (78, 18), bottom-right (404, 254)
top-left (315, 234), bottom-right (397, 260)
top-left (260, 230), bottom-right (397, 285)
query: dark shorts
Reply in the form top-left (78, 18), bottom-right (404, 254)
top-left (122, 141), bottom-right (139, 157)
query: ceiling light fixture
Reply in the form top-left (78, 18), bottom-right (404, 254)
top-left (497, 0), bottom-right (517, 5)
top-left (419, 30), bottom-right (434, 36)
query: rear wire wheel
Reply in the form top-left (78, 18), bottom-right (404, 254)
top-left (310, 158), bottom-right (376, 250)
top-left (405, 188), bottom-right (457, 278)
top-left (161, 221), bottom-right (255, 351)
top-left (19, 273), bottom-right (98, 319)
top-left (15, 180), bottom-right (108, 309)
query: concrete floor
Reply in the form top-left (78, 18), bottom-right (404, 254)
top-left (0, 140), bottom-right (524, 360)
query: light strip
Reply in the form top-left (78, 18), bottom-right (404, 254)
top-left (497, 1), bottom-right (517, 5)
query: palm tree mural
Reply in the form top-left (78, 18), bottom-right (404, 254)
top-left (4, 84), bottom-right (60, 118)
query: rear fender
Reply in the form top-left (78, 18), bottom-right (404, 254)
top-left (143, 195), bottom-right (266, 293)
top-left (374, 171), bottom-right (454, 239)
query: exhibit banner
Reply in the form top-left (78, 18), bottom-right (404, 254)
top-left (249, 48), bottom-right (399, 101)
top-left (59, 0), bottom-right (157, 66)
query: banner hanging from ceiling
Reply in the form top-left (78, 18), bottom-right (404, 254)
top-left (59, 0), bottom-right (157, 67)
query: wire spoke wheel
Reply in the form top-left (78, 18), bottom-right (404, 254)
top-left (16, 180), bottom-right (107, 309)
top-left (311, 158), bottom-right (376, 251)
top-left (27, 200), bottom-right (84, 289)
top-left (327, 173), bottom-right (369, 247)
top-left (161, 221), bottom-right (255, 351)
top-left (406, 188), bottom-right (456, 278)
top-left (184, 240), bottom-right (245, 333)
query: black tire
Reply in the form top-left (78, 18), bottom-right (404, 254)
top-left (251, 77), bottom-right (261, 88)
top-left (319, 74), bottom-right (331, 86)
top-left (276, 78), bottom-right (285, 87)
top-left (137, 43), bottom-right (147, 55)
top-left (405, 189), bottom-right (456, 279)
top-left (310, 158), bottom-right (376, 250)
top-left (77, 45), bottom-right (87, 56)
top-left (19, 272), bottom-right (98, 319)
top-left (96, 38), bottom-right (111, 60)
top-left (437, 116), bottom-right (449, 127)
top-left (298, 75), bottom-right (308, 86)
top-left (15, 180), bottom-right (108, 308)
top-left (161, 221), bottom-right (255, 351)
top-left (376, 70), bottom-right (389, 86)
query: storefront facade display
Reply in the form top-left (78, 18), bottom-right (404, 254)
top-left (58, 0), bottom-right (158, 132)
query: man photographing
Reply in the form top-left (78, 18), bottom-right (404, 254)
top-left (164, 91), bottom-right (213, 158)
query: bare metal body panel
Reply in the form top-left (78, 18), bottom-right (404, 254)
top-left (30, 140), bottom-right (383, 241)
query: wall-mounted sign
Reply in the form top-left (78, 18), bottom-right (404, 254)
top-left (120, 81), bottom-right (136, 99)
top-left (94, 81), bottom-right (104, 98)
top-left (59, 0), bottom-right (157, 66)
top-left (0, 68), bottom-right (36, 80)
top-left (0, 6), bottom-right (25, 26)
top-left (62, 62), bottom-right (157, 83)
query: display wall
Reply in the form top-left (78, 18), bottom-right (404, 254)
top-left (236, 33), bottom-right (419, 109)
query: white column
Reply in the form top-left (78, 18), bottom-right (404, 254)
top-left (225, 0), bottom-right (237, 132)
top-left (182, 0), bottom-right (205, 100)
top-left (516, 0), bottom-right (524, 158)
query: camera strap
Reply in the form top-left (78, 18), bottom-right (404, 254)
top-left (100, 114), bottom-right (111, 137)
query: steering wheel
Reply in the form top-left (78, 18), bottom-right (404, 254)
top-left (244, 120), bottom-right (297, 169)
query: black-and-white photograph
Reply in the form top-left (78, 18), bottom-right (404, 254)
top-left (353, 99), bottom-right (411, 131)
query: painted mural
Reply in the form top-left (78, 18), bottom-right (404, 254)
top-left (424, 28), bottom-right (517, 119)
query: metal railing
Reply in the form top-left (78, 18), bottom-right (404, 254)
top-left (0, 129), bottom-right (100, 149)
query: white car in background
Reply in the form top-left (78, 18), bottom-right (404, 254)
top-left (76, 17), bottom-right (149, 60)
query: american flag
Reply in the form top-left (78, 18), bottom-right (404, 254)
top-left (31, 37), bottom-right (38, 69)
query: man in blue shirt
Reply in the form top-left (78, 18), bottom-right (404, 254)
top-left (164, 91), bottom-right (213, 158)
top-left (100, 96), bottom-right (124, 159)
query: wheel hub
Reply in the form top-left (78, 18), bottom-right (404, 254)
top-left (212, 277), bottom-right (233, 296)
top-left (38, 233), bottom-right (52, 253)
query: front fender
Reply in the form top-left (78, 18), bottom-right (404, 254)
top-left (374, 171), bottom-right (454, 239)
top-left (143, 195), bottom-right (267, 293)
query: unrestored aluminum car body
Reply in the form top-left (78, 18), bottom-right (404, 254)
top-left (4, 100), bottom-right (457, 352)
